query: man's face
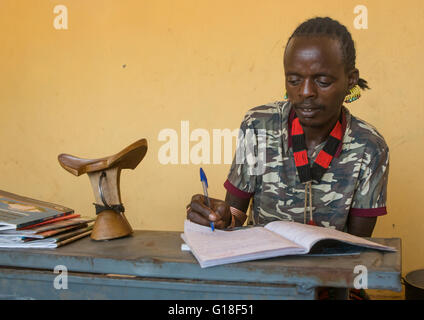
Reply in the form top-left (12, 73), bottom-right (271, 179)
top-left (284, 36), bottom-right (356, 129)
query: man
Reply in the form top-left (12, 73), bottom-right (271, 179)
top-left (187, 17), bottom-right (389, 263)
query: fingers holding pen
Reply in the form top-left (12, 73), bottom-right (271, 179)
top-left (190, 198), bottom-right (221, 221)
top-left (186, 206), bottom-right (210, 226)
top-left (187, 194), bottom-right (223, 228)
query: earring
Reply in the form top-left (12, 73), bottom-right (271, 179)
top-left (284, 92), bottom-right (288, 100)
top-left (344, 85), bottom-right (361, 103)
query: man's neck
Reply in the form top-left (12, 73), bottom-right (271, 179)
top-left (302, 113), bottom-right (341, 151)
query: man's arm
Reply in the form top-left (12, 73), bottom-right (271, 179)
top-left (347, 142), bottom-right (389, 238)
top-left (346, 215), bottom-right (377, 237)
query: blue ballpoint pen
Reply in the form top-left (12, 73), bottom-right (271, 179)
top-left (200, 168), bottom-right (214, 231)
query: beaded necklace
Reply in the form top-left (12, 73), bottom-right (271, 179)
top-left (290, 111), bottom-right (343, 225)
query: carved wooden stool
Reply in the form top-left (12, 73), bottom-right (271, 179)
top-left (58, 139), bottom-right (148, 241)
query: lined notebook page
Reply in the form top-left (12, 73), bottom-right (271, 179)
top-left (265, 221), bottom-right (396, 252)
top-left (183, 220), bottom-right (306, 267)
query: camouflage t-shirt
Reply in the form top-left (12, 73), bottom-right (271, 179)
top-left (224, 101), bottom-right (389, 231)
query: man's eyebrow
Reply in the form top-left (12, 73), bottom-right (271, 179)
top-left (285, 71), bottom-right (302, 76)
top-left (285, 71), bottom-right (336, 79)
top-left (314, 72), bottom-right (336, 78)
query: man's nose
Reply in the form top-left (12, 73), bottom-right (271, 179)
top-left (300, 79), bottom-right (316, 99)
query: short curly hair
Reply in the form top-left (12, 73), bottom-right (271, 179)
top-left (286, 17), bottom-right (370, 90)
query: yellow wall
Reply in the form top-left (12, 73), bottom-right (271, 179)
top-left (0, 0), bottom-right (423, 275)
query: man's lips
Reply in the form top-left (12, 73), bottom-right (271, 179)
top-left (295, 105), bottom-right (321, 117)
top-left (296, 103), bottom-right (320, 110)
top-left (299, 107), bottom-right (318, 111)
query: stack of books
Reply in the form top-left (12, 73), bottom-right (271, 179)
top-left (0, 190), bottom-right (94, 248)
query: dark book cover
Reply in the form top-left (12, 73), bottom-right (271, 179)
top-left (0, 190), bottom-right (74, 229)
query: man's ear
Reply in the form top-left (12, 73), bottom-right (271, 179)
top-left (347, 68), bottom-right (360, 90)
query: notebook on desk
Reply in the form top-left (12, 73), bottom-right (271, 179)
top-left (181, 220), bottom-right (396, 268)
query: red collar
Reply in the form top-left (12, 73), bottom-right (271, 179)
top-left (287, 107), bottom-right (347, 158)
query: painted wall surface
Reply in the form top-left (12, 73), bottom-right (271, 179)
top-left (0, 0), bottom-right (423, 275)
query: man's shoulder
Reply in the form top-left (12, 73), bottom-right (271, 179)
top-left (347, 112), bottom-right (389, 157)
top-left (241, 100), bottom-right (290, 128)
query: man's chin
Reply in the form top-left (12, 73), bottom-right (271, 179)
top-left (298, 117), bottom-right (323, 128)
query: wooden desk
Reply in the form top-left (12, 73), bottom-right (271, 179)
top-left (0, 230), bottom-right (401, 300)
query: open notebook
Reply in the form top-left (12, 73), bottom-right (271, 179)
top-left (181, 220), bottom-right (396, 268)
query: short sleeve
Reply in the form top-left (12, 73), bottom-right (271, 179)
top-left (349, 145), bottom-right (389, 217)
top-left (224, 114), bottom-right (259, 199)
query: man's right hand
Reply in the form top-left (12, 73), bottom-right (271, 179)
top-left (186, 194), bottom-right (232, 229)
